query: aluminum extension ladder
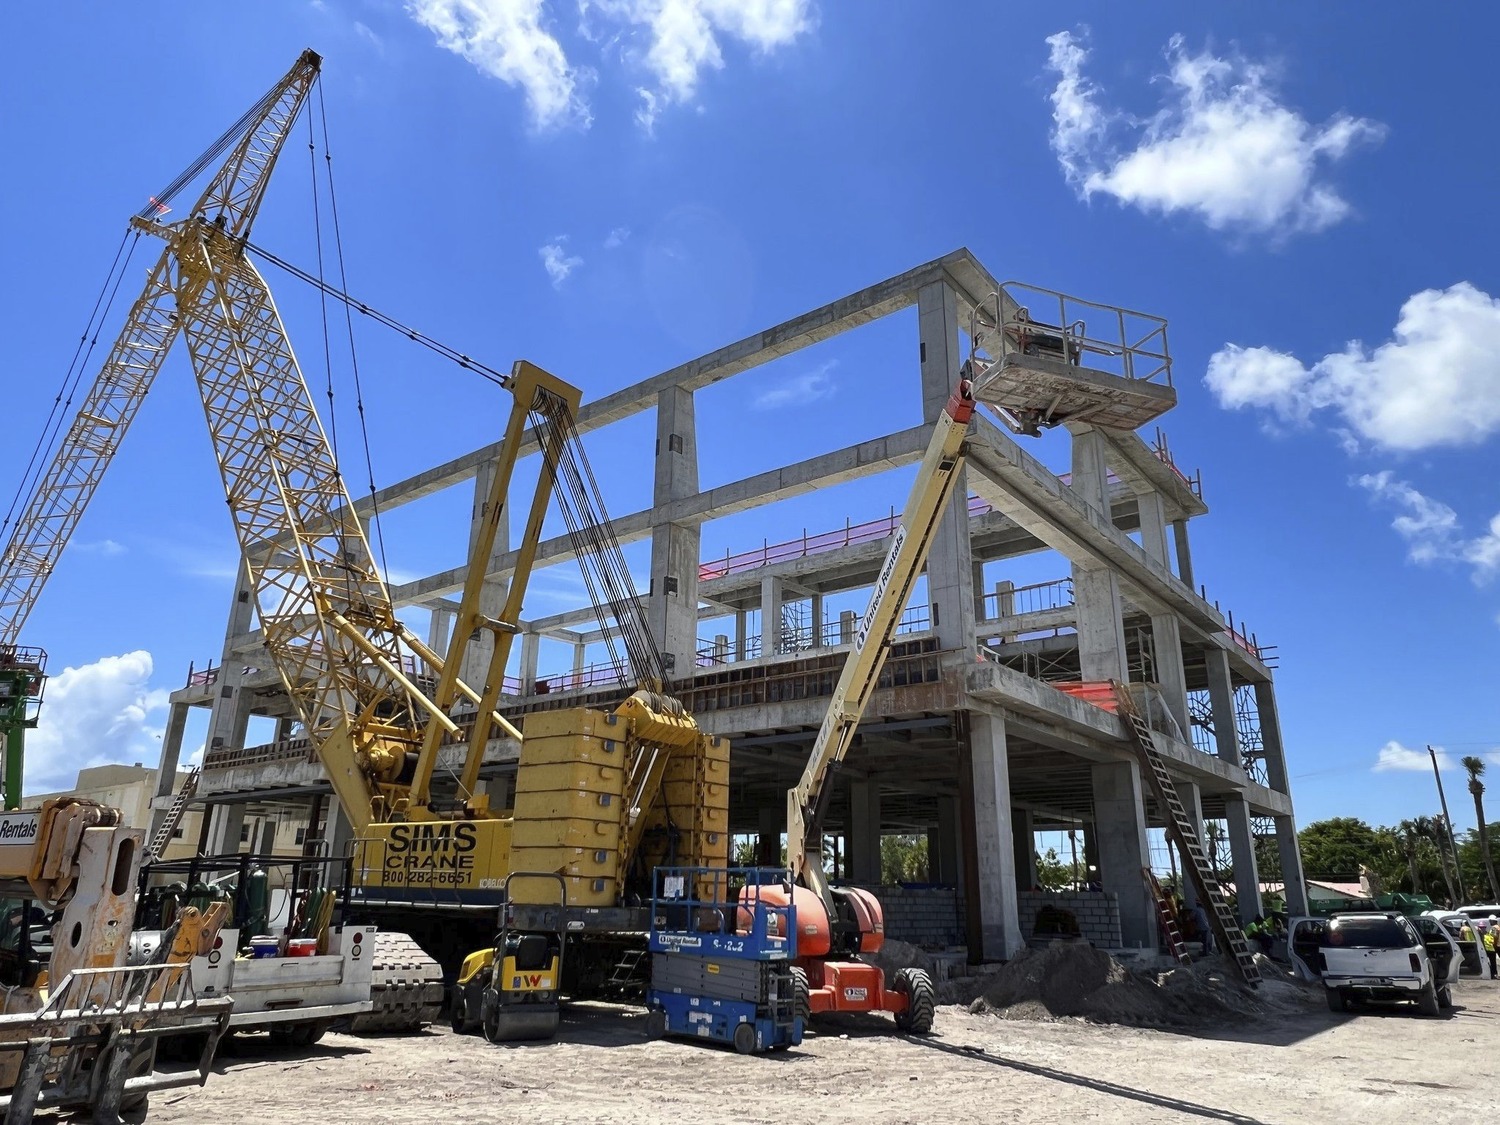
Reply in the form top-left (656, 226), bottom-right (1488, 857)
top-left (1113, 683), bottom-right (1261, 986)
top-left (1143, 868), bottom-right (1191, 966)
top-left (146, 766), bottom-right (200, 860)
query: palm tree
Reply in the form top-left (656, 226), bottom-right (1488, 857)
top-left (1395, 820), bottom-right (1423, 894)
top-left (1462, 756), bottom-right (1499, 901)
top-left (1414, 815), bottom-right (1459, 905)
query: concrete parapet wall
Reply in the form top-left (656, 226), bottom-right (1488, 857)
top-left (846, 884), bottom-right (964, 946)
top-left (1017, 890), bottom-right (1121, 949)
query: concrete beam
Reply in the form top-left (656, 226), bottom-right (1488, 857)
top-left (963, 417), bottom-right (1229, 635)
top-left (391, 425), bottom-right (930, 604)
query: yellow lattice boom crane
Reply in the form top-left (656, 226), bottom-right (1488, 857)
top-left (1, 48), bottom-right (729, 1034)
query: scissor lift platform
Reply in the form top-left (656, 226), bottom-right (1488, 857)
top-left (645, 867), bottom-right (802, 1055)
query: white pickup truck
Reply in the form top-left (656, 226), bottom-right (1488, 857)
top-left (186, 925), bottom-right (375, 1044)
top-left (1287, 911), bottom-right (1460, 1016)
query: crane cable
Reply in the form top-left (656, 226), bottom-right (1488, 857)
top-left (1, 229), bottom-right (142, 545)
top-left (316, 78), bottom-right (394, 593)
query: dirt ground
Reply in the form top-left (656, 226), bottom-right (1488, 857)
top-left (133, 977), bottom-right (1500, 1125)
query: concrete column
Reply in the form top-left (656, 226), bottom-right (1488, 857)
top-left (917, 281), bottom-right (976, 653)
top-left (207, 802), bottom-right (246, 855)
top-left (1176, 780), bottom-right (1206, 909)
top-left (1172, 520), bottom-right (1195, 589)
top-left (427, 608), bottom-right (452, 663)
top-left (1253, 682), bottom-right (1291, 793)
top-left (256, 818), bottom-right (277, 856)
top-left (647, 386), bottom-right (702, 677)
top-left (758, 803), bottom-right (782, 866)
top-left (461, 459), bottom-right (508, 691)
top-left (838, 610), bottom-right (855, 645)
top-left (1274, 815), bottom-right (1309, 914)
top-left (1082, 822), bottom-right (1099, 884)
top-left (1091, 761), bottom-right (1156, 950)
top-left (760, 576), bottom-right (783, 656)
top-left (572, 643), bottom-right (586, 675)
top-left (520, 632), bottom-right (540, 692)
top-left (1012, 807), bottom-right (1037, 893)
top-left (1134, 493), bottom-right (1189, 732)
top-left (810, 593), bottom-right (825, 648)
top-left (932, 795), bottom-right (961, 886)
top-left (1204, 649), bottom-right (1241, 765)
top-left (274, 716), bottom-right (296, 743)
top-left (1149, 614), bottom-right (1190, 736)
top-left (204, 565), bottom-right (258, 761)
top-left (971, 561), bottom-right (987, 621)
top-left (1224, 797), bottom-right (1263, 923)
top-left (848, 780), bottom-right (881, 884)
top-left (966, 711), bottom-right (1024, 959)
top-left (734, 610), bottom-right (747, 660)
top-left (147, 702), bottom-right (192, 845)
top-left (1070, 429), bottom-right (1128, 682)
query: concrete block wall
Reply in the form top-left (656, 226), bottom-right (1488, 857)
top-left (1017, 890), bottom-right (1122, 948)
top-left (847, 885), bottom-right (964, 946)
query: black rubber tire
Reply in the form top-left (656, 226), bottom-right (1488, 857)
top-left (644, 1008), bottom-right (667, 1040)
top-left (891, 967), bottom-right (936, 1034)
top-left (732, 1022), bottom-right (758, 1055)
top-left (450, 991), bottom-right (470, 1034)
top-left (1438, 986), bottom-right (1453, 1010)
top-left (1325, 987), bottom-right (1345, 1013)
top-left (1418, 979), bottom-right (1441, 1017)
top-left (289, 1021), bottom-right (329, 1047)
top-left (789, 966), bottom-right (811, 1026)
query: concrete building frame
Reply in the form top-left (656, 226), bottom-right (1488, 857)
top-left (151, 248), bottom-right (1307, 960)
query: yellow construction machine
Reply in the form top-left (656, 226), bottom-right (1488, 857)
top-left (0, 48), bottom-right (727, 1036)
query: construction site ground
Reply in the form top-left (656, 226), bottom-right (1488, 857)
top-left (137, 978), bottom-right (1500, 1124)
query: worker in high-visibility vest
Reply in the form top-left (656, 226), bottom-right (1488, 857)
top-left (1486, 917), bottom-right (1499, 978)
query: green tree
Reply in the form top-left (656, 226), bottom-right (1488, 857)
top-left (1036, 847), bottom-right (1084, 891)
top-left (1297, 817), bottom-right (1384, 882)
top-left (1462, 756), bottom-right (1499, 900)
top-left (880, 834), bottom-right (928, 884)
top-left (1395, 820), bottom-right (1424, 894)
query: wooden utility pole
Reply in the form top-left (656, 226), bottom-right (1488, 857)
top-left (1429, 744), bottom-right (1468, 904)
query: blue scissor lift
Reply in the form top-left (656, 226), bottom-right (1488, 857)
top-left (645, 867), bottom-right (803, 1054)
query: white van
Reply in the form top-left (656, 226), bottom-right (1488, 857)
top-left (1287, 912), bottom-right (1460, 1016)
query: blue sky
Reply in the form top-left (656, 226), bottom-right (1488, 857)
top-left (3, 2), bottom-right (1497, 830)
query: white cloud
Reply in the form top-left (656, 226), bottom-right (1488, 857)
top-left (1373, 740), bottom-right (1450, 773)
top-left (77, 539), bottom-right (126, 557)
top-left (26, 651), bottom-right (168, 794)
top-left (1044, 29), bottom-right (1382, 235)
top-left (604, 226), bottom-right (631, 248)
top-left (753, 361), bottom-right (834, 410)
top-left (406, 0), bottom-right (590, 130)
top-left (539, 238), bottom-right (583, 287)
top-left (590, 0), bottom-right (814, 131)
top-left (1358, 472), bottom-right (1500, 582)
top-left (1205, 283), bottom-right (1500, 451)
top-left (353, 21), bottom-right (385, 52)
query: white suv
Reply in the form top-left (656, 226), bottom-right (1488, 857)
top-left (1288, 912), bottom-right (1460, 1016)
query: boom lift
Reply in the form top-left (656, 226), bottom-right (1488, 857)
top-left (758, 380), bottom-right (976, 1033)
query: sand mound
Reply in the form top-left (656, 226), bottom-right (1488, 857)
top-left (966, 940), bottom-right (1318, 1029)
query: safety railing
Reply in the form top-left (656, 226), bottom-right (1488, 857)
top-left (700, 496), bottom-right (995, 582)
top-left (974, 282), bottom-right (1172, 386)
top-left (694, 604), bottom-right (933, 667)
top-left (979, 577), bottom-right (1074, 621)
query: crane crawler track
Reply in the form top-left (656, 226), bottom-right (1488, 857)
top-left (345, 932), bottom-right (445, 1033)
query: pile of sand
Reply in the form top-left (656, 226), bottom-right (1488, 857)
top-left (964, 939), bottom-right (1318, 1029)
